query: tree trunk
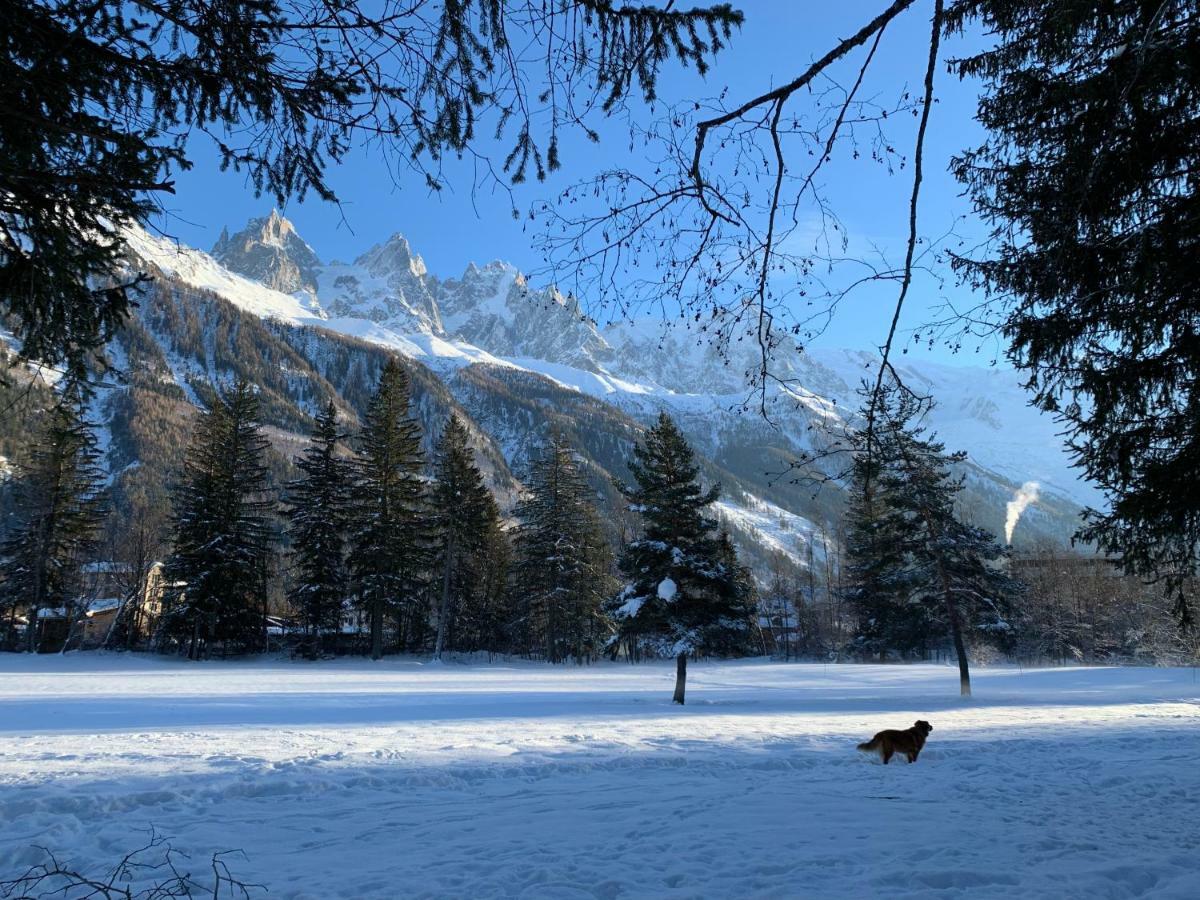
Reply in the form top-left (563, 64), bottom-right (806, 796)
top-left (27, 603), bottom-right (39, 653)
top-left (917, 500), bottom-right (972, 699)
top-left (672, 652), bottom-right (687, 705)
top-left (370, 595), bottom-right (383, 661)
top-left (434, 530), bottom-right (454, 660)
top-left (60, 604), bottom-right (82, 654)
top-left (27, 568), bottom-right (45, 653)
top-left (946, 595), bottom-right (971, 697)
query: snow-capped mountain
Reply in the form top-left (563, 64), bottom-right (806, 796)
top-left (99, 211), bottom-right (1094, 572)
top-left (212, 209), bottom-right (323, 299)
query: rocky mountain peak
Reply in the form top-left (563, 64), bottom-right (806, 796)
top-left (213, 209), bottom-right (322, 296)
top-left (357, 233), bottom-right (428, 279)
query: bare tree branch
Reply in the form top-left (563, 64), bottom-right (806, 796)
top-left (864, 0), bottom-right (945, 487)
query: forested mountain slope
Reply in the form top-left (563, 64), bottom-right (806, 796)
top-left (3, 212), bottom-right (1094, 577)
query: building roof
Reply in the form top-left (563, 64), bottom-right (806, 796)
top-left (38, 598), bottom-right (123, 619)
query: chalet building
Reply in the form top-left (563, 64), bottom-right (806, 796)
top-left (758, 612), bottom-right (801, 656)
top-left (26, 561), bottom-right (167, 652)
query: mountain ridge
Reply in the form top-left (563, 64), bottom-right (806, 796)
top-left (81, 212), bottom-right (1095, 578)
top-left (207, 212), bottom-right (1097, 507)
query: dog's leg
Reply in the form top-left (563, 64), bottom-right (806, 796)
top-left (882, 748), bottom-right (893, 765)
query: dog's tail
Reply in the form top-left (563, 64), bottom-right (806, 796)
top-left (856, 737), bottom-right (880, 756)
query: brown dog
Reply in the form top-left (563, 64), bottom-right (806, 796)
top-left (856, 720), bottom-right (933, 764)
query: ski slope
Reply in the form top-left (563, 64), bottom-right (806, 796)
top-left (1, 657), bottom-right (1197, 898)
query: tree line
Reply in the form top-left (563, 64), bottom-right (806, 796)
top-left (4, 359), bottom-right (1194, 698)
top-left (0, 360), bottom-right (760, 692)
top-left (5, 0), bottom-right (1199, 677)
top-left (761, 381), bottom-right (1200, 678)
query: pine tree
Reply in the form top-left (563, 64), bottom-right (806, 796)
top-left (844, 383), bottom-right (1022, 694)
top-left (609, 412), bottom-right (756, 703)
top-left (161, 380), bottom-right (275, 658)
top-left (349, 359), bottom-right (430, 659)
top-left (284, 401), bottom-right (352, 654)
top-left (455, 515), bottom-right (513, 657)
top-left (513, 431), bottom-right (615, 664)
top-left (948, 0), bottom-right (1200, 624)
top-left (430, 414), bottom-right (502, 659)
top-left (0, 388), bottom-right (106, 652)
top-left (843, 395), bottom-right (934, 662)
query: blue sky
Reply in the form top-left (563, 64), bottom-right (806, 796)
top-left (152, 3), bottom-right (999, 364)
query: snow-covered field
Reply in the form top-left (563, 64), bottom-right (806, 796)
top-left (2, 656), bottom-right (1198, 899)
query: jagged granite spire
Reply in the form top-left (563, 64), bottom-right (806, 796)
top-left (212, 209), bottom-right (323, 296)
top-left (355, 233), bottom-right (428, 279)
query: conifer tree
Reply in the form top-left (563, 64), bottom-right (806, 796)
top-left (609, 413), bottom-right (756, 703)
top-left (3, 0), bottom-right (738, 380)
top-left (513, 431), bottom-right (615, 664)
top-left (285, 401), bottom-right (352, 653)
top-left (349, 359), bottom-right (430, 659)
top-left (0, 387), bottom-right (106, 652)
top-left (948, 0), bottom-right (1200, 624)
top-left (843, 383), bottom-right (1022, 695)
top-left (467, 518), bottom-right (513, 656)
top-left (843, 396), bottom-right (933, 662)
top-left (161, 380), bottom-right (275, 658)
top-left (430, 414), bottom-right (502, 659)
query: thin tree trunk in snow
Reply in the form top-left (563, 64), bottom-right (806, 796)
top-left (946, 594), bottom-right (972, 697)
top-left (370, 595), bottom-right (383, 660)
top-left (673, 652), bottom-right (687, 705)
top-left (434, 529), bottom-right (454, 659)
top-left (917, 502), bottom-right (972, 699)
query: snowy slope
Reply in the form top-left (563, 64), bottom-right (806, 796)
top-left (2, 655), bottom-right (1197, 898)
top-left (124, 226), bottom-right (325, 323)
top-left (714, 497), bottom-right (825, 566)
top-left (206, 214), bottom-right (1097, 504)
top-left (129, 225), bottom-right (515, 374)
top-left (127, 214), bottom-right (1099, 555)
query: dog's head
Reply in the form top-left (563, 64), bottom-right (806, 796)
top-left (914, 720), bottom-right (933, 735)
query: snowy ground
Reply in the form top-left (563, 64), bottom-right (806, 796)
top-left (2, 656), bottom-right (1198, 899)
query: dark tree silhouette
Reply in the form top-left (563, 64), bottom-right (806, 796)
top-left (349, 358), bottom-right (429, 659)
top-left (512, 430), bottom-right (614, 663)
top-left (430, 414), bottom-right (502, 659)
top-left (947, 0), bottom-right (1200, 625)
top-left (609, 413), bottom-right (755, 703)
top-left (285, 401), bottom-right (353, 649)
top-left (0, 388), bottom-right (106, 652)
top-left (1, 0), bottom-right (741, 379)
top-left (161, 380), bottom-right (275, 658)
top-left (843, 380), bottom-right (1022, 695)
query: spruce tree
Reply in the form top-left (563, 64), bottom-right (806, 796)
top-left (513, 431), bottom-right (615, 664)
top-left (285, 401), bottom-right (352, 654)
top-left (844, 384), bottom-right (1021, 694)
top-left (948, 0), bottom-right (1200, 623)
top-left (349, 359), bottom-right (430, 659)
top-left (161, 380), bottom-right (275, 658)
top-left (609, 412), bottom-right (756, 703)
top-left (430, 414), bottom-right (502, 659)
top-left (469, 518), bottom-right (513, 656)
top-left (442, 512), bottom-right (512, 657)
top-left (843, 396), bottom-right (933, 662)
top-left (0, 388), bottom-right (106, 652)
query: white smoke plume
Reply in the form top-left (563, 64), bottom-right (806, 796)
top-left (1005, 481), bottom-right (1040, 545)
